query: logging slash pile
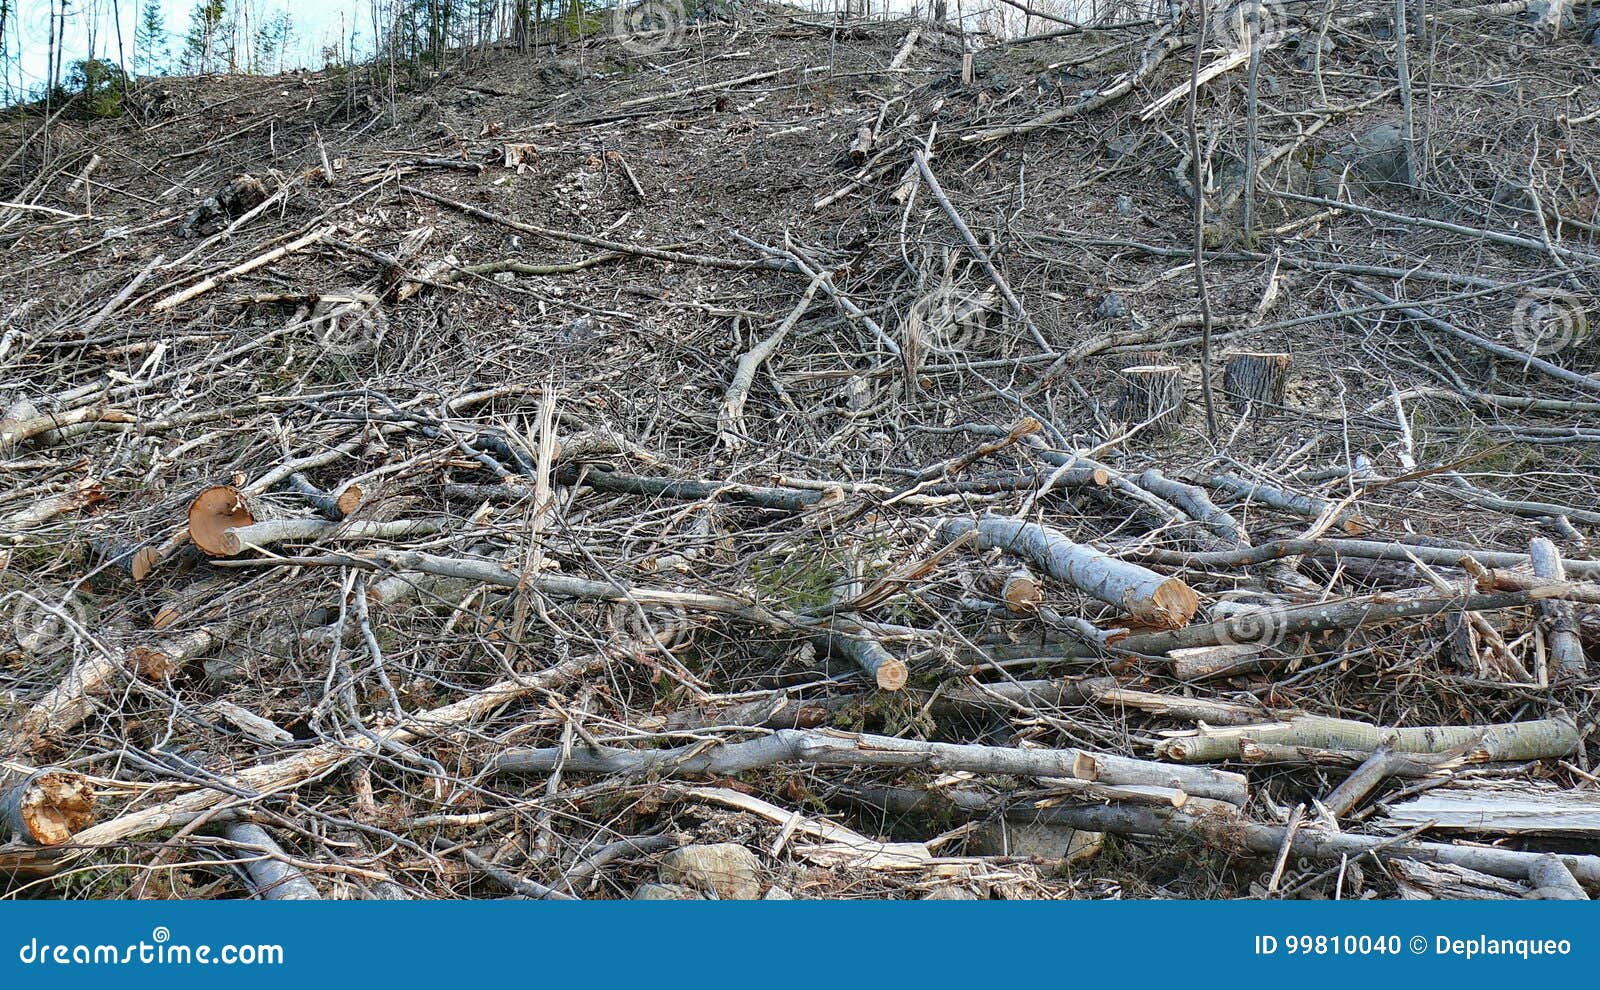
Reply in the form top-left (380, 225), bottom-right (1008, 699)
top-left (2, 1), bottom-right (1600, 900)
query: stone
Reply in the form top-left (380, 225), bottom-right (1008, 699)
top-left (633, 882), bottom-right (703, 900)
top-left (1103, 133), bottom-right (1141, 160)
top-left (1312, 122), bottom-right (1412, 200)
top-left (1095, 293), bottom-right (1128, 320)
top-left (974, 821), bottom-right (1105, 864)
top-left (659, 843), bottom-right (763, 900)
top-left (1115, 194), bottom-right (1136, 217)
top-left (922, 885), bottom-right (981, 900)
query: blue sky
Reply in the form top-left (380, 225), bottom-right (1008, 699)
top-left (5, 0), bottom-right (369, 92)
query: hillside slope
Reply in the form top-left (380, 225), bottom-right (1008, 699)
top-left (1, 3), bottom-right (1598, 899)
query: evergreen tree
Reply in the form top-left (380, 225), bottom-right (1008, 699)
top-left (181, 0), bottom-right (228, 74)
top-left (134, 0), bottom-right (170, 76)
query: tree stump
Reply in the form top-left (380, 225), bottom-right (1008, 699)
top-left (1222, 351), bottom-right (1291, 416)
top-left (1113, 364), bottom-right (1186, 434)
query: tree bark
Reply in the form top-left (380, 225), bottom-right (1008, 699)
top-left (933, 517), bottom-right (1198, 629)
top-left (1221, 351), bottom-right (1291, 415)
top-left (1113, 364), bottom-right (1185, 434)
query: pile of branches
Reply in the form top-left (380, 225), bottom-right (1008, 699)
top-left (1, 0), bottom-right (1598, 900)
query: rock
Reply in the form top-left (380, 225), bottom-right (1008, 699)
top-left (762, 886), bottom-right (795, 900)
top-left (1293, 34), bottom-right (1333, 70)
top-left (181, 174), bottom-right (269, 238)
top-left (1170, 155), bottom-right (1247, 214)
top-left (659, 843), bottom-right (763, 900)
top-left (1115, 194), bottom-right (1136, 217)
top-left (974, 821), bottom-right (1105, 865)
top-left (922, 884), bottom-right (980, 900)
top-left (1588, 9), bottom-right (1600, 44)
top-left (1103, 133), bottom-right (1141, 161)
top-left (538, 59), bottom-right (586, 85)
top-left (1095, 293), bottom-right (1128, 320)
top-left (1312, 122), bottom-right (1411, 200)
top-left (633, 882), bottom-right (703, 900)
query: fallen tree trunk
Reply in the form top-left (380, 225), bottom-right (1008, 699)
top-left (1128, 537), bottom-right (1600, 579)
top-left (1157, 714), bottom-right (1580, 763)
top-left (0, 770), bottom-right (96, 845)
top-left (1530, 537), bottom-right (1587, 676)
top-left (490, 727), bottom-right (1250, 805)
top-left (933, 517), bottom-right (1198, 628)
top-left (222, 822), bottom-right (321, 899)
top-left (851, 786), bottom-right (1600, 891)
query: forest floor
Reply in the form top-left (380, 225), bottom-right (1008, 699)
top-left (1, 2), bottom-right (1599, 900)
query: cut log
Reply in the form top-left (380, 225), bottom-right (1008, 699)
top-left (813, 619), bottom-right (908, 691)
top-left (491, 727), bottom-right (1250, 806)
top-left (0, 770), bottom-right (95, 846)
top-left (1158, 714), bottom-right (1580, 763)
top-left (1221, 351), bottom-right (1291, 415)
top-left (1530, 537), bottom-right (1587, 676)
top-left (934, 517), bottom-right (1198, 629)
top-left (217, 517), bottom-right (444, 557)
top-left (982, 566), bottom-right (1042, 614)
top-left (1112, 364), bottom-right (1185, 434)
top-left (187, 485), bottom-right (286, 556)
top-left (222, 822), bottom-right (320, 899)
top-left (89, 537), bottom-right (162, 582)
top-left (281, 472), bottom-right (364, 520)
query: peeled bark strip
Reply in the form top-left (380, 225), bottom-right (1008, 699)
top-left (222, 822), bottom-right (321, 899)
top-left (1221, 351), bottom-right (1291, 415)
top-left (934, 517), bottom-right (1198, 629)
top-left (1157, 714), bottom-right (1580, 763)
top-left (1379, 786), bottom-right (1600, 836)
top-left (1530, 537), bottom-right (1587, 676)
top-left (1112, 364), bottom-right (1185, 434)
top-left (0, 770), bottom-right (96, 845)
top-left (491, 727), bottom-right (1249, 806)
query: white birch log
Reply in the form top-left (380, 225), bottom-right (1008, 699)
top-left (933, 517), bottom-right (1198, 628)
